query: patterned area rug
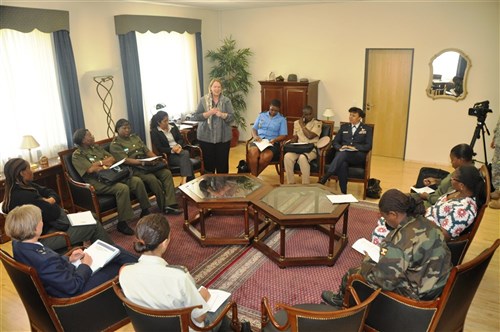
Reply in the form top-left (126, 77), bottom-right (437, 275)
top-left (109, 200), bottom-right (379, 330)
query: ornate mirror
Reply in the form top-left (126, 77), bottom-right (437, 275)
top-left (427, 48), bottom-right (471, 101)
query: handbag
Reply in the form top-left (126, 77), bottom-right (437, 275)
top-left (283, 143), bottom-right (315, 154)
top-left (96, 166), bottom-right (131, 184)
top-left (236, 159), bottom-right (250, 173)
top-left (134, 160), bottom-right (168, 173)
top-left (366, 178), bottom-right (382, 199)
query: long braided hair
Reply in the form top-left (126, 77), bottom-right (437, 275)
top-left (1, 158), bottom-right (33, 214)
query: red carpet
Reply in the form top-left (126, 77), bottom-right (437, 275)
top-left (109, 200), bottom-right (379, 330)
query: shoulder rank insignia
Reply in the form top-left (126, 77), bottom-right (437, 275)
top-left (380, 248), bottom-right (388, 257)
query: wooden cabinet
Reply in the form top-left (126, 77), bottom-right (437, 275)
top-left (258, 80), bottom-right (319, 136)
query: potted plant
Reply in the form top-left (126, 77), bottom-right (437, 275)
top-left (206, 37), bottom-right (253, 147)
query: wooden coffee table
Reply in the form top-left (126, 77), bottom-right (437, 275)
top-left (251, 184), bottom-right (349, 268)
top-left (179, 174), bottom-right (269, 245)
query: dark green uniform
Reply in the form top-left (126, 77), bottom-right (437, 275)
top-left (72, 144), bottom-right (151, 222)
top-left (110, 134), bottom-right (177, 211)
top-left (340, 215), bottom-right (451, 301)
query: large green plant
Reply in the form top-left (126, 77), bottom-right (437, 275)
top-left (206, 37), bottom-right (253, 130)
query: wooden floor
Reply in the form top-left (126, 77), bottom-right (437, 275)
top-left (1, 142), bottom-right (499, 331)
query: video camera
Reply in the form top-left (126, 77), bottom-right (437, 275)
top-left (468, 100), bottom-right (492, 120)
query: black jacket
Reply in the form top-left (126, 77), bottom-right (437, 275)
top-left (150, 123), bottom-right (185, 156)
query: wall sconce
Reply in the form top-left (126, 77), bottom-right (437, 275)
top-left (93, 75), bottom-right (115, 138)
top-left (323, 108), bottom-right (334, 121)
top-left (20, 135), bottom-right (40, 167)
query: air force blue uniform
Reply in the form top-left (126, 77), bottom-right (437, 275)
top-left (323, 122), bottom-right (373, 193)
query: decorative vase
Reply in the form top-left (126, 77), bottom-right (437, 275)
top-left (230, 126), bottom-right (240, 148)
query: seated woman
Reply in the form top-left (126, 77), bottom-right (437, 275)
top-left (5, 204), bottom-right (137, 298)
top-left (322, 189), bottom-right (451, 306)
top-left (1, 158), bottom-right (112, 250)
top-left (372, 165), bottom-right (485, 244)
top-left (413, 143), bottom-right (474, 208)
top-left (150, 109), bottom-right (194, 185)
top-left (119, 214), bottom-right (231, 331)
top-left (110, 119), bottom-right (181, 215)
top-left (247, 99), bottom-right (287, 176)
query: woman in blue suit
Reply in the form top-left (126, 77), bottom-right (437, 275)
top-left (5, 204), bottom-right (136, 298)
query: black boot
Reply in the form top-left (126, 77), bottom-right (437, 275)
top-left (140, 208), bottom-right (150, 218)
top-left (117, 221), bottom-right (134, 235)
top-left (319, 173), bottom-right (332, 185)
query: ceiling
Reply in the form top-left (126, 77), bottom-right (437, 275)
top-left (132, 0), bottom-right (452, 11)
top-left (134, 0), bottom-right (327, 11)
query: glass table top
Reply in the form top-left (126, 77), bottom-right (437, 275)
top-left (260, 186), bottom-right (338, 215)
top-left (186, 175), bottom-right (263, 199)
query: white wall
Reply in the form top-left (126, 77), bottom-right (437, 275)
top-left (3, 1), bottom-right (220, 142)
top-left (220, 2), bottom-right (499, 165)
top-left (3, 1), bottom-right (499, 166)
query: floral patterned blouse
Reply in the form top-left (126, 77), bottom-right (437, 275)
top-left (372, 192), bottom-right (477, 244)
top-left (424, 192), bottom-right (477, 239)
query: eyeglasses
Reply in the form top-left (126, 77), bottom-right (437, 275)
top-left (451, 177), bottom-right (462, 183)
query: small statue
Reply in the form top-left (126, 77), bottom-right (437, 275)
top-left (39, 156), bottom-right (49, 168)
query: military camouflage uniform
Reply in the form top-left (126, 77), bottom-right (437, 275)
top-left (110, 134), bottom-right (177, 211)
top-left (72, 144), bottom-right (151, 222)
top-left (339, 215), bottom-right (451, 301)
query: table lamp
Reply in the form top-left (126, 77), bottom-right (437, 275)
top-left (323, 108), bottom-right (334, 121)
top-left (20, 135), bottom-right (40, 167)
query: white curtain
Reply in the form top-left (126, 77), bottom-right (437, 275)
top-left (0, 29), bottom-right (67, 170)
top-left (136, 31), bottom-right (200, 148)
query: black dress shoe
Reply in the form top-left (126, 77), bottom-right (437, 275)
top-left (318, 175), bottom-right (329, 185)
top-left (321, 290), bottom-right (344, 307)
top-left (164, 206), bottom-right (182, 215)
top-left (117, 221), bottom-right (134, 235)
top-left (140, 208), bottom-right (151, 218)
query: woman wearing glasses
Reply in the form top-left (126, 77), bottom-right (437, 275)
top-left (372, 165), bottom-right (485, 244)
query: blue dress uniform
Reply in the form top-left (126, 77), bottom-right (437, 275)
top-left (13, 241), bottom-right (137, 298)
top-left (321, 122), bottom-right (373, 193)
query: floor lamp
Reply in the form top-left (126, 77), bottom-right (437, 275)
top-left (20, 135), bottom-right (40, 167)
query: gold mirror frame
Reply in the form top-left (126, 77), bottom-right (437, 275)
top-left (426, 48), bottom-right (471, 101)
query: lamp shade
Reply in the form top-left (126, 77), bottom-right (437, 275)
top-left (20, 135), bottom-right (40, 150)
top-left (323, 108), bottom-right (335, 118)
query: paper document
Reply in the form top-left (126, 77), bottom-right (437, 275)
top-left (339, 146), bottom-right (358, 152)
top-left (327, 194), bottom-right (358, 204)
top-left (110, 158), bottom-right (125, 169)
top-left (67, 211), bottom-right (97, 226)
top-left (199, 287), bottom-right (231, 312)
top-left (352, 238), bottom-right (380, 263)
top-left (84, 240), bottom-right (120, 273)
top-left (254, 139), bottom-right (273, 152)
top-left (137, 156), bottom-right (162, 162)
top-left (410, 186), bottom-right (435, 194)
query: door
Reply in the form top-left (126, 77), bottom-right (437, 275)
top-left (364, 49), bottom-right (413, 159)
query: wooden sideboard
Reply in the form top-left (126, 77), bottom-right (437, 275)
top-left (0, 158), bottom-right (67, 243)
top-left (258, 80), bottom-right (319, 136)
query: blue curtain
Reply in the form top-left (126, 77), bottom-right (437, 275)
top-left (118, 32), bottom-right (146, 141)
top-left (196, 32), bottom-right (204, 95)
top-left (53, 30), bottom-right (85, 147)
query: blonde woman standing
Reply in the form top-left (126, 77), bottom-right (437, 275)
top-left (192, 79), bottom-right (234, 174)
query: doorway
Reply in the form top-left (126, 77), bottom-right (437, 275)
top-left (363, 49), bottom-right (414, 159)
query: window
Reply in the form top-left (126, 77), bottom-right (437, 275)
top-left (136, 30), bottom-right (200, 124)
top-left (0, 29), bottom-right (67, 169)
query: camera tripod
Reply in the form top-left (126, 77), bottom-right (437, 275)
top-left (470, 117), bottom-right (490, 165)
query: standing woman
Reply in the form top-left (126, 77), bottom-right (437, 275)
top-left (192, 79), bottom-right (234, 174)
top-left (150, 110), bottom-right (195, 184)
